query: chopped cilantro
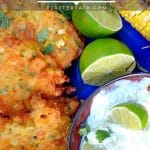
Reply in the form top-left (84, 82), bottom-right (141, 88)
top-left (85, 125), bottom-right (90, 132)
top-left (59, 9), bottom-right (73, 20)
top-left (79, 125), bottom-right (90, 136)
top-left (49, 135), bottom-right (55, 140)
top-left (96, 129), bottom-right (110, 143)
top-left (0, 12), bottom-right (10, 28)
top-left (43, 44), bottom-right (54, 55)
top-left (37, 28), bottom-right (49, 43)
top-left (62, 47), bottom-right (68, 51)
top-left (58, 3), bottom-right (74, 19)
top-left (0, 89), bottom-right (7, 95)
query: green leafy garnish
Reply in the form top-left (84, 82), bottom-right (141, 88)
top-left (96, 129), bottom-right (110, 143)
top-left (0, 89), bottom-right (7, 95)
top-left (79, 125), bottom-right (90, 136)
top-left (62, 47), bottom-right (68, 51)
top-left (0, 12), bottom-right (10, 28)
top-left (43, 44), bottom-right (54, 55)
top-left (49, 135), bottom-right (56, 140)
top-left (37, 28), bottom-right (49, 43)
top-left (59, 9), bottom-right (73, 20)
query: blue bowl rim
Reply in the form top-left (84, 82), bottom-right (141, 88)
top-left (68, 72), bottom-right (150, 150)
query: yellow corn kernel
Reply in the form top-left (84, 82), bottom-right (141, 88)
top-left (116, 1), bottom-right (150, 41)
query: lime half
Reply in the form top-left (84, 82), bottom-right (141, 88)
top-left (80, 140), bottom-right (94, 150)
top-left (108, 102), bottom-right (149, 130)
top-left (80, 38), bottom-right (136, 85)
top-left (72, 4), bottom-right (122, 38)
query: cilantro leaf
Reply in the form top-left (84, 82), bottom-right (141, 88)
top-left (0, 89), bottom-right (7, 95)
top-left (79, 125), bottom-right (90, 136)
top-left (0, 12), bottom-right (10, 28)
top-left (59, 9), bottom-right (73, 20)
top-left (37, 28), bottom-right (49, 43)
top-left (58, 3), bottom-right (74, 20)
top-left (96, 130), bottom-right (110, 143)
top-left (43, 44), bottom-right (54, 55)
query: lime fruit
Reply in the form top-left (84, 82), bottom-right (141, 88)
top-left (108, 102), bottom-right (148, 130)
top-left (72, 4), bottom-right (122, 38)
top-left (80, 140), bottom-right (94, 150)
top-left (80, 38), bottom-right (136, 85)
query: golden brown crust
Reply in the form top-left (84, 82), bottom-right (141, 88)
top-left (0, 36), bottom-right (69, 115)
top-left (1, 11), bottom-right (84, 68)
top-left (0, 9), bottom-right (83, 149)
top-left (0, 96), bottom-right (80, 150)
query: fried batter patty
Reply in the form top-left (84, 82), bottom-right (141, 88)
top-left (0, 96), bottom-right (79, 150)
top-left (0, 8), bottom-right (84, 149)
top-left (0, 35), bottom-right (70, 115)
top-left (1, 11), bottom-right (84, 68)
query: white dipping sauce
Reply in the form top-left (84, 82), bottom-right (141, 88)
top-left (84, 77), bottom-right (150, 150)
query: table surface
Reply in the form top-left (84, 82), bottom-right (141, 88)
top-left (66, 18), bottom-right (150, 100)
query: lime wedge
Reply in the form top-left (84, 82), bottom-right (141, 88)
top-left (80, 140), bottom-right (94, 150)
top-left (80, 38), bottom-right (136, 85)
top-left (108, 102), bottom-right (148, 130)
top-left (72, 4), bottom-right (122, 38)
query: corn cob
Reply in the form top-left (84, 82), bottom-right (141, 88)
top-left (115, 0), bottom-right (150, 41)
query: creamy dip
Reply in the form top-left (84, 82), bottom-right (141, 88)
top-left (81, 77), bottom-right (150, 150)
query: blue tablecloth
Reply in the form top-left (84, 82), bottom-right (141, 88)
top-left (66, 18), bottom-right (150, 100)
